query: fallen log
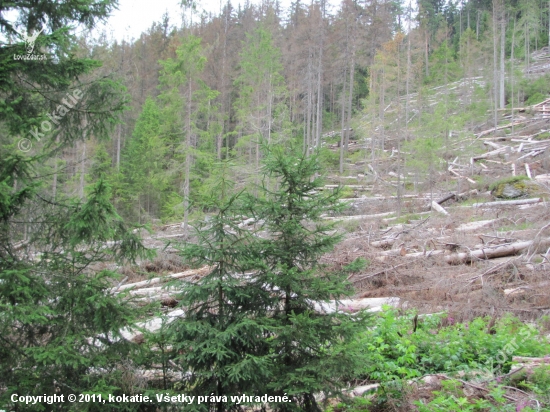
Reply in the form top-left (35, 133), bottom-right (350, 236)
top-left (435, 192), bottom-right (456, 205)
top-left (510, 356), bottom-right (550, 375)
top-left (472, 146), bottom-right (510, 161)
top-left (113, 266), bottom-right (210, 292)
top-left (445, 237), bottom-right (550, 264)
top-left (311, 297), bottom-right (400, 314)
top-left (471, 198), bottom-right (541, 208)
top-left (431, 201), bottom-right (449, 215)
top-left (449, 168), bottom-right (477, 184)
top-left (370, 237), bottom-right (398, 248)
top-left (323, 212), bottom-right (394, 222)
top-left (476, 120), bottom-right (528, 138)
top-left (455, 219), bottom-right (498, 232)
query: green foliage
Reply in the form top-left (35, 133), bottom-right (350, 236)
top-left (343, 257), bottom-right (370, 274)
top-left (119, 97), bottom-right (171, 222)
top-left (0, 3), bottom-right (153, 410)
top-left (164, 147), bottom-right (369, 411)
top-left (355, 309), bottom-right (550, 384)
top-left (519, 75), bottom-right (550, 106)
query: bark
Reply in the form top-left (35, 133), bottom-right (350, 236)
top-left (499, 12), bottom-right (506, 109)
top-left (344, 50), bottom-right (355, 153)
top-left (431, 201), bottom-right (449, 215)
top-left (113, 267), bottom-right (211, 293)
top-left (445, 237), bottom-right (550, 264)
top-left (434, 192), bottom-right (456, 205)
top-left (339, 67), bottom-right (347, 174)
top-left (471, 198), bottom-right (541, 207)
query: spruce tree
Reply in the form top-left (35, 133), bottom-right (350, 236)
top-left (167, 161), bottom-right (273, 411)
top-left (0, 2), bottom-right (151, 410)
top-left (166, 148), bottom-right (368, 412)
top-left (252, 145), bottom-right (368, 412)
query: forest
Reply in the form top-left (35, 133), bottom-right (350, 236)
top-left (3, 0), bottom-right (550, 410)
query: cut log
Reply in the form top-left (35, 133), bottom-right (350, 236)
top-left (449, 168), bottom-right (477, 184)
top-left (472, 147), bottom-right (510, 161)
top-left (324, 212), bottom-right (394, 222)
top-left (445, 237), bottom-right (550, 264)
top-left (119, 308), bottom-right (185, 341)
top-left (431, 201), bottom-right (449, 215)
top-left (510, 356), bottom-right (550, 374)
top-left (456, 189), bottom-right (478, 199)
top-left (435, 192), bottom-right (456, 205)
top-left (476, 120), bottom-right (527, 138)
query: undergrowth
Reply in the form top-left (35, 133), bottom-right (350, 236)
top-left (332, 309), bottom-right (550, 411)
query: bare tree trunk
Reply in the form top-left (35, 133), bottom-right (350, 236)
top-left (492, 2), bottom-right (499, 129)
top-left (405, 5), bottom-right (412, 138)
top-left (499, 13), bottom-right (506, 109)
top-left (339, 67), bottom-right (347, 174)
top-left (305, 59), bottom-right (313, 155)
top-left (183, 82), bottom-right (192, 236)
top-left (511, 16), bottom-right (516, 133)
top-left (315, 48), bottom-right (323, 150)
top-left (344, 50), bottom-right (355, 153)
top-left (425, 29), bottom-right (430, 77)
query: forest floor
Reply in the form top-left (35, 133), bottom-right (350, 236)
top-left (122, 93), bottom-right (550, 325)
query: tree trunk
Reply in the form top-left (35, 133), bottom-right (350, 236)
top-left (339, 67), bottom-right (347, 174)
top-left (499, 13), bottom-right (506, 109)
top-left (492, 2), bottom-right (499, 129)
top-left (445, 237), bottom-right (550, 264)
top-left (344, 50), bottom-right (355, 154)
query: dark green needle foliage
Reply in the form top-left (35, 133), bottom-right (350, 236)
top-left (167, 161), bottom-right (273, 412)
top-left (167, 149), bottom-right (369, 412)
top-left (252, 145), bottom-right (370, 412)
top-left (0, 1), bottom-right (151, 411)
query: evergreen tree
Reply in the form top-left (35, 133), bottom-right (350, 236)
top-left (253, 145), bottom-right (368, 411)
top-left (166, 147), bottom-right (368, 412)
top-left (158, 35), bottom-right (219, 229)
top-left (0, 2), bottom-right (151, 410)
top-left (233, 27), bottom-right (289, 183)
top-left (167, 161), bottom-right (272, 411)
top-left (119, 96), bottom-right (168, 222)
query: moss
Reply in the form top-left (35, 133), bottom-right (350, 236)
top-left (489, 175), bottom-right (539, 199)
top-left (535, 132), bottom-right (550, 141)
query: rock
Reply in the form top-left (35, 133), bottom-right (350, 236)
top-left (500, 184), bottom-right (524, 198)
top-left (491, 178), bottom-right (539, 199)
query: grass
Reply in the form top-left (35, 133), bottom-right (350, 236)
top-left (498, 221), bottom-right (533, 232)
top-left (389, 213), bottom-right (423, 225)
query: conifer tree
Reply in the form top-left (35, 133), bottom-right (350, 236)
top-left (252, 145), bottom-right (369, 412)
top-left (167, 161), bottom-right (272, 411)
top-left (233, 27), bottom-right (289, 183)
top-left (166, 147), bottom-right (368, 412)
top-left (0, 2), bottom-right (151, 409)
top-left (119, 97), bottom-right (168, 222)
top-left (158, 35), bottom-right (219, 230)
